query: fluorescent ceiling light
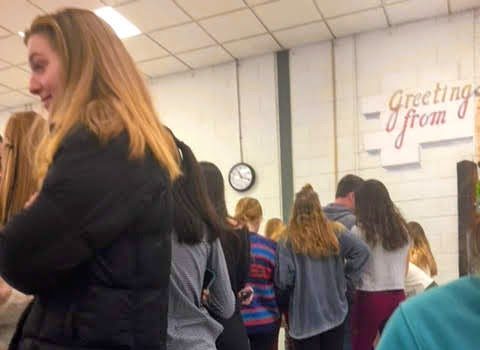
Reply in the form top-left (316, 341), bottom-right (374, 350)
top-left (94, 6), bottom-right (141, 39)
top-left (18, 31), bottom-right (25, 38)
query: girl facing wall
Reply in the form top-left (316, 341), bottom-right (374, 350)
top-left (351, 180), bottom-right (410, 350)
top-left (405, 221), bottom-right (438, 297)
top-left (275, 184), bottom-right (369, 350)
top-left (407, 221), bottom-right (437, 277)
top-left (235, 197), bottom-right (280, 350)
top-left (199, 161), bottom-right (251, 350)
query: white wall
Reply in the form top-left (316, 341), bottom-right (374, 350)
top-left (290, 9), bottom-right (480, 284)
top-left (149, 54), bottom-right (282, 230)
top-left (1, 9), bottom-right (478, 282)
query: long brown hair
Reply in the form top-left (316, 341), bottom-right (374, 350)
top-left (288, 184), bottom-right (343, 258)
top-left (408, 221), bottom-right (438, 276)
top-left (25, 8), bottom-right (180, 183)
top-left (355, 179), bottom-right (409, 251)
top-left (0, 112), bottom-right (48, 225)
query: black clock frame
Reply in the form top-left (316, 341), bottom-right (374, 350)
top-left (228, 162), bottom-right (256, 192)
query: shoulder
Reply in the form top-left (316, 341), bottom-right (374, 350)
top-left (400, 276), bottom-right (480, 327)
top-left (379, 277), bottom-right (480, 349)
top-left (250, 233), bottom-right (276, 257)
top-left (253, 233), bottom-right (277, 249)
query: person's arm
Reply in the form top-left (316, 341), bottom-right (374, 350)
top-left (237, 229), bottom-right (250, 293)
top-left (274, 239), bottom-right (295, 291)
top-left (376, 306), bottom-right (420, 350)
top-left (340, 231), bottom-right (370, 288)
top-left (206, 239), bottom-right (235, 319)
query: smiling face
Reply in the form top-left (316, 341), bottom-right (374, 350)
top-left (27, 34), bottom-right (62, 112)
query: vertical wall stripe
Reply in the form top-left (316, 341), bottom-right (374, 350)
top-left (276, 50), bottom-right (294, 223)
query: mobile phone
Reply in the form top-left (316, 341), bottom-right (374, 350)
top-left (239, 289), bottom-right (253, 302)
top-left (203, 268), bottom-right (216, 290)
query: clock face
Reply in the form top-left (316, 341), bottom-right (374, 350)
top-left (228, 163), bottom-right (255, 192)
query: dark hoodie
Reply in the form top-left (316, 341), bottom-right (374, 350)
top-left (1, 127), bottom-right (173, 350)
top-left (323, 203), bottom-right (356, 230)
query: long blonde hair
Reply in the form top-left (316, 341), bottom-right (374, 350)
top-left (288, 184), bottom-right (343, 258)
top-left (234, 197), bottom-right (263, 231)
top-left (0, 112), bottom-right (48, 225)
top-left (264, 218), bottom-right (285, 242)
top-left (408, 221), bottom-right (438, 276)
top-left (25, 8), bottom-right (180, 183)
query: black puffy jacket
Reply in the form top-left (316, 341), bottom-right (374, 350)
top-left (0, 127), bottom-right (173, 350)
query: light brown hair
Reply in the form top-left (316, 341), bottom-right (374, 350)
top-left (288, 184), bottom-right (343, 258)
top-left (25, 8), bottom-right (180, 183)
top-left (264, 218), bottom-right (285, 242)
top-left (234, 197), bottom-right (263, 230)
top-left (408, 221), bottom-right (438, 276)
top-left (0, 112), bottom-right (48, 225)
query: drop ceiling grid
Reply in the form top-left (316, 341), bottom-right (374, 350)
top-left (0, 0), bottom-right (479, 112)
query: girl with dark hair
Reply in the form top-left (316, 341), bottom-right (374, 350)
top-left (199, 161), bottom-right (251, 350)
top-left (351, 180), bottom-right (410, 350)
top-left (167, 143), bottom-right (235, 350)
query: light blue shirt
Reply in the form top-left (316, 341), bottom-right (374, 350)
top-left (378, 276), bottom-right (480, 350)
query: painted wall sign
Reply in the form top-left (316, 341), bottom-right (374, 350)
top-left (361, 81), bottom-right (477, 167)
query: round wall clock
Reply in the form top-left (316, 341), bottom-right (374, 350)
top-left (228, 162), bottom-right (256, 192)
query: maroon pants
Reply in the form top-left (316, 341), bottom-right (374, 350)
top-left (351, 290), bottom-right (405, 350)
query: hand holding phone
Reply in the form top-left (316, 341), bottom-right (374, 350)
top-left (238, 286), bottom-right (254, 305)
top-left (203, 268), bottom-right (216, 290)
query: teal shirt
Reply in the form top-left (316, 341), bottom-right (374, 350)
top-left (378, 276), bottom-right (480, 350)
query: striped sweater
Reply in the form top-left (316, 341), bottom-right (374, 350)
top-left (241, 232), bottom-right (280, 335)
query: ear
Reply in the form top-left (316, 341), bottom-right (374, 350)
top-left (348, 192), bottom-right (356, 208)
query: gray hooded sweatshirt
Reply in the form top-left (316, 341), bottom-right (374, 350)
top-left (323, 203), bottom-right (356, 230)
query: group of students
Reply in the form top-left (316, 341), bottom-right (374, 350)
top-left (0, 5), bottom-right (478, 350)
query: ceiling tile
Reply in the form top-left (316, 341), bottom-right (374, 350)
top-left (137, 56), bottom-right (189, 77)
top-left (101, 0), bottom-right (138, 5)
top-left (253, 0), bottom-right (322, 31)
top-left (31, 0), bottom-right (104, 12)
top-left (0, 35), bottom-right (28, 65)
top-left (0, 1), bottom-right (44, 32)
top-left (116, 0), bottom-right (190, 32)
top-left (175, 0), bottom-right (245, 19)
top-left (328, 8), bottom-right (388, 38)
top-left (245, 0), bottom-right (278, 5)
top-left (150, 23), bottom-right (215, 54)
top-left (0, 60), bottom-right (10, 70)
top-left (274, 21), bottom-right (332, 48)
top-left (447, 0), bottom-right (479, 12)
top-left (0, 27), bottom-right (10, 37)
top-left (122, 34), bottom-right (168, 62)
top-left (19, 64), bottom-right (31, 73)
top-left (200, 9), bottom-right (266, 42)
top-left (0, 67), bottom-right (30, 90)
top-left (223, 34), bottom-right (280, 59)
top-left (0, 84), bottom-right (10, 94)
top-left (0, 91), bottom-right (36, 108)
top-left (315, 0), bottom-right (381, 18)
top-left (386, 0), bottom-right (448, 25)
top-left (177, 46), bottom-right (232, 68)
